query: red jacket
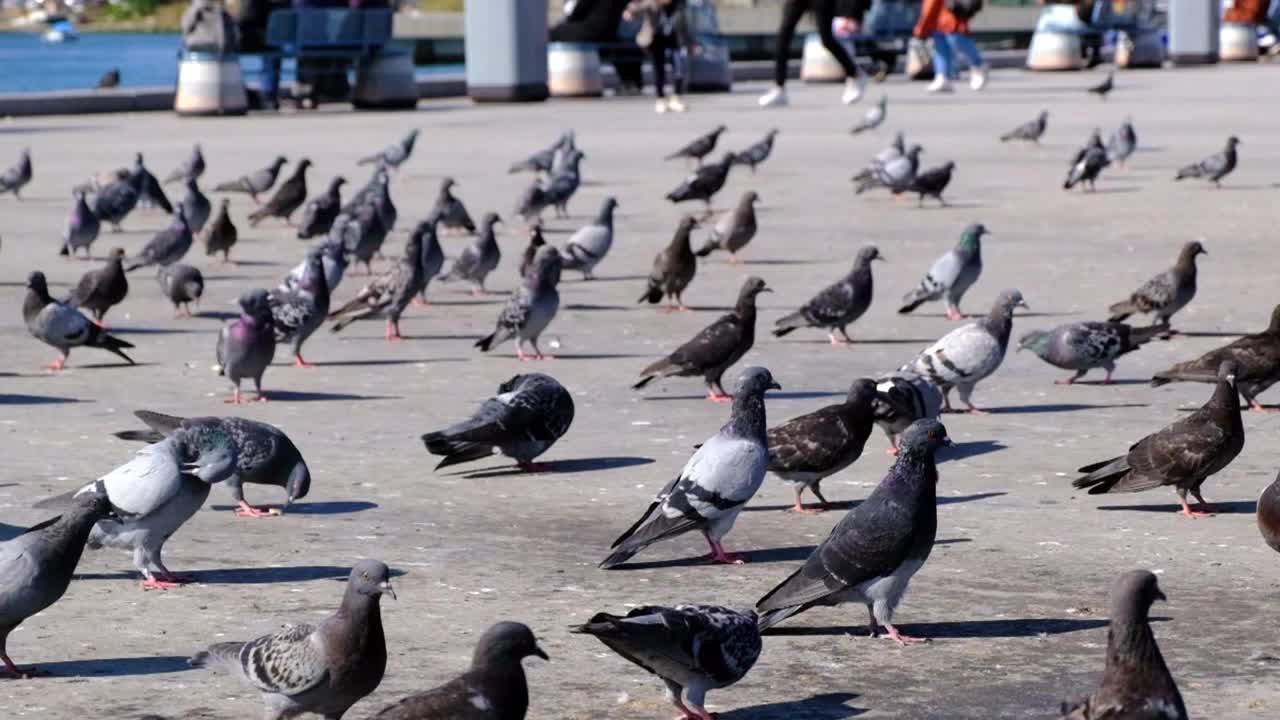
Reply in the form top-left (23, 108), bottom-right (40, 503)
top-left (914, 0), bottom-right (972, 38)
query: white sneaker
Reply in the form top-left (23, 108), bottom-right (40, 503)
top-left (927, 75), bottom-right (954, 94)
top-left (969, 65), bottom-right (988, 91)
top-left (758, 85), bottom-right (788, 108)
top-left (841, 74), bottom-right (867, 104)
top-left (655, 99), bottom-right (668, 114)
top-left (666, 95), bottom-right (687, 113)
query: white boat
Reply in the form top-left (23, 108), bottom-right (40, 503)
top-left (43, 19), bottom-right (79, 43)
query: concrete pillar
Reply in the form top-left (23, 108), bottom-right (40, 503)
top-left (465, 0), bottom-right (550, 102)
top-left (1168, 0), bottom-right (1220, 65)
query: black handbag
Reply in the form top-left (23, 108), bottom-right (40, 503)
top-left (945, 0), bottom-right (984, 20)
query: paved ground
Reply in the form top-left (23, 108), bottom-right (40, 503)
top-left (2, 63), bottom-right (1279, 720)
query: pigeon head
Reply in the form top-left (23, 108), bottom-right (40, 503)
top-left (1217, 361), bottom-right (1238, 385)
top-left (891, 131), bottom-right (905, 150)
top-left (133, 152), bottom-right (145, 168)
top-left (734, 366), bottom-right (782, 397)
top-left (1181, 241), bottom-right (1207, 261)
top-left (25, 271), bottom-right (51, 298)
top-left (1016, 329), bottom-right (1051, 355)
top-left (845, 378), bottom-right (878, 407)
top-left (766, 128), bottom-right (779, 139)
top-left (285, 460), bottom-right (311, 506)
top-left (238, 288), bottom-right (273, 321)
top-left (67, 487), bottom-right (116, 524)
top-left (906, 145), bottom-right (923, 159)
top-left (272, 156), bottom-right (287, 169)
top-left (108, 247), bottom-right (126, 260)
top-left (1268, 304), bottom-right (1280, 334)
top-left (742, 190), bottom-right (760, 206)
top-left (330, 176), bottom-right (347, 191)
top-left (404, 128), bottom-right (420, 144)
top-left (712, 125), bottom-right (727, 136)
top-left (897, 419), bottom-right (951, 458)
top-left (957, 223), bottom-right (988, 252)
top-left (529, 245), bottom-right (563, 286)
top-left (1225, 136), bottom-right (1240, 149)
top-left (677, 214), bottom-right (700, 234)
top-left (1110, 570), bottom-right (1165, 624)
top-left (601, 196), bottom-right (619, 212)
top-left (348, 559), bottom-right (396, 600)
top-left (720, 152), bottom-right (737, 166)
top-left (441, 176), bottom-right (456, 191)
top-left (297, 158), bottom-right (313, 172)
top-left (474, 622), bottom-right (549, 666)
top-left (942, 161), bottom-right (957, 172)
top-left (994, 289), bottom-right (1028, 314)
top-left (854, 245), bottom-right (883, 267)
top-left (178, 427), bottom-right (239, 484)
top-left (736, 276), bottom-right (771, 306)
top-left (482, 212), bottom-right (502, 231)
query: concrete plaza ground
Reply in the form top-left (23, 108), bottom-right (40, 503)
top-left (1, 63), bottom-right (1279, 719)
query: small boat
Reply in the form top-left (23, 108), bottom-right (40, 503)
top-left (44, 19), bottom-right (79, 43)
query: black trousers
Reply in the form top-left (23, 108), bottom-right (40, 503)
top-left (773, 0), bottom-right (860, 86)
top-left (647, 34), bottom-right (686, 97)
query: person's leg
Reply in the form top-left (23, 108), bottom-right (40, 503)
top-left (812, 0), bottom-right (860, 80)
top-left (772, 0), bottom-right (807, 87)
top-left (262, 56), bottom-right (281, 109)
top-left (648, 40), bottom-right (668, 98)
top-left (949, 31), bottom-right (987, 89)
top-left (928, 32), bottom-right (954, 92)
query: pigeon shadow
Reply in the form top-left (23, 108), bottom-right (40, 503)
top-left (208, 501), bottom-right (378, 515)
top-left (1081, 187), bottom-right (1141, 195)
top-left (769, 391), bottom-right (846, 401)
top-left (776, 338), bottom-right (935, 346)
top-left (765, 617), bottom-right (1108, 639)
top-left (1175, 331), bottom-right (1248, 339)
top-left (1067, 378), bottom-right (1150, 386)
top-left (107, 326), bottom-right (205, 335)
top-left (450, 456), bottom-right (655, 478)
top-left (935, 537), bottom-right (973, 546)
top-left (737, 258), bottom-right (825, 266)
top-left (260, 390), bottom-right (398, 402)
top-left (1097, 500), bottom-right (1256, 514)
top-left (572, 274), bottom-right (651, 283)
top-left (311, 358), bottom-right (466, 367)
top-left (563, 303), bottom-right (633, 311)
top-left (744, 500), bottom-right (856, 513)
top-left (719, 692), bottom-right (868, 719)
top-left (938, 492), bottom-right (1006, 505)
top-left (0, 522), bottom-right (23, 541)
top-left (938, 441), bottom-right (1006, 462)
top-left (982, 402), bottom-right (1147, 414)
top-left (196, 310), bottom-right (239, 321)
top-left (23, 656), bottom-right (191, 678)
top-left (611, 545), bottom-right (816, 570)
top-left (225, 259), bottom-right (282, 267)
top-left (0, 394), bottom-right (87, 405)
top-left (76, 361), bottom-right (157, 369)
top-left (552, 353), bottom-right (654, 360)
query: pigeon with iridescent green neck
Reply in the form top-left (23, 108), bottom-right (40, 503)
top-left (898, 223), bottom-right (987, 320)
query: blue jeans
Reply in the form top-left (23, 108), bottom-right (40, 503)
top-left (931, 32), bottom-right (983, 80)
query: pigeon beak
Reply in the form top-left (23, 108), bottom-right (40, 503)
top-left (942, 436), bottom-right (954, 447)
top-left (378, 580), bottom-right (396, 600)
top-left (1017, 300), bottom-right (1030, 310)
top-left (1154, 589), bottom-right (1167, 603)
top-left (769, 381), bottom-right (782, 391)
top-left (760, 287), bottom-right (773, 294)
top-left (532, 645), bottom-right (550, 661)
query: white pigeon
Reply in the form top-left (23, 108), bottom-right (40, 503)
top-left (559, 196), bottom-right (617, 280)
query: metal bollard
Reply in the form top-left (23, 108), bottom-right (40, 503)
top-left (465, 0), bottom-right (550, 102)
top-left (1168, 0), bottom-right (1220, 65)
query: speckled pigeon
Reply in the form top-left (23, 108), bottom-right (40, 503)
top-left (422, 373), bottom-right (574, 471)
top-left (475, 246), bottom-right (562, 360)
top-left (1107, 241), bottom-right (1204, 327)
top-left (297, 176), bottom-right (345, 239)
top-left (638, 215), bottom-right (699, 311)
top-left (871, 374), bottom-right (944, 454)
top-left (329, 224), bottom-right (431, 341)
top-left (666, 153), bottom-right (734, 211)
top-left (773, 245), bottom-right (881, 344)
top-left (157, 263), bottom-right (204, 317)
top-left (431, 177), bottom-right (476, 234)
top-left (441, 212), bottom-right (502, 294)
top-left (270, 250), bottom-right (330, 367)
top-left (248, 158), bottom-right (310, 227)
top-left (1019, 321), bottom-right (1163, 385)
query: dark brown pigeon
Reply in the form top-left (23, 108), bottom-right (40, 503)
top-left (1151, 304), bottom-right (1280, 412)
top-left (665, 125), bottom-right (726, 167)
top-left (1259, 472), bottom-right (1280, 553)
top-left (248, 159), bottom-right (311, 227)
top-left (1107, 241), bottom-right (1205, 327)
top-left (65, 247), bottom-right (129, 325)
top-left (638, 215), bottom-right (699, 311)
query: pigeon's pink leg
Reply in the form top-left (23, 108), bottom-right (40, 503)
top-left (966, 406), bottom-right (989, 416)
top-left (1177, 496), bottom-right (1213, 519)
top-left (946, 306), bottom-right (965, 321)
top-left (517, 348), bottom-right (534, 362)
top-left (1, 653), bottom-right (47, 679)
top-left (883, 623), bottom-right (928, 645)
top-left (141, 577), bottom-right (183, 590)
top-left (1250, 401), bottom-right (1278, 413)
top-left (255, 390), bottom-right (269, 403)
top-left (1103, 370), bottom-right (1114, 385)
top-left (292, 355), bottom-right (315, 369)
top-left (706, 391), bottom-right (733, 403)
top-left (704, 534), bottom-right (745, 565)
top-left (828, 332), bottom-right (851, 346)
top-left (235, 501), bottom-right (274, 518)
top-left (45, 355), bottom-right (67, 371)
top-left (682, 705), bottom-right (714, 720)
top-left (385, 321), bottom-right (402, 342)
top-left (788, 489), bottom-right (823, 514)
top-left (1055, 376), bottom-right (1076, 385)
top-left (224, 388), bottom-right (244, 404)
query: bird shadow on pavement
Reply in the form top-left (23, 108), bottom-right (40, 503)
top-left (565, 274), bottom-right (652, 284)
top-left (259, 390), bottom-right (399, 402)
top-left (0, 394), bottom-right (87, 405)
top-left (0, 522), bottom-right (23, 541)
top-left (21, 656), bottom-right (191, 678)
top-left (720, 692), bottom-right (868, 719)
top-left (939, 492), bottom-right (1006, 506)
top-left (938, 441), bottom-right (1006, 462)
top-left (78, 565), bottom-right (402, 585)
top-left (737, 258), bottom-right (826, 266)
top-left (1097, 500), bottom-right (1255, 515)
top-left (983, 402), bottom-right (1147, 414)
top-left (563, 303), bottom-right (634, 311)
top-left (311, 358), bottom-right (466, 367)
top-left (76, 362), bottom-right (158, 369)
top-left (107, 326), bottom-right (205, 335)
top-left (194, 310), bottom-right (239, 321)
top-left (552, 353), bottom-right (654, 360)
top-left (449, 456), bottom-right (655, 479)
top-left (1175, 330), bottom-right (1249, 338)
top-left (775, 338), bottom-right (936, 345)
top-left (223, 259), bottom-right (282, 267)
top-left (610, 545), bottom-right (817, 570)
top-left (209, 501), bottom-right (378, 515)
top-left (1066, 378), bottom-right (1149, 386)
top-left (765, 617), bottom-right (1108, 639)
top-left (1081, 187), bottom-right (1142, 195)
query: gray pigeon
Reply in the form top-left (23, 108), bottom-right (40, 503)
top-left (850, 96), bottom-right (887, 134)
top-left (1087, 71), bottom-right (1114, 99)
top-left (559, 196), bottom-right (617, 280)
top-left (635, 277), bottom-right (770, 401)
top-left (519, 224), bottom-right (547, 279)
top-left (113, 409), bottom-right (311, 518)
top-left (0, 491), bottom-right (114, 678)
top-left (853, 132), bottom-right (905, 183)
top-left (415, 218), bottom-right (446, 305)
top-left (0, 148), bottom-right (33, 199)
top-left (125, 206), bottom-right (192, 271)
top-left (603, 367), bottom-right (779, 568)
top-left (730, 129), bottom-right (778, 172)
top-left (571, 605), bottom-right (760, 720)
top-left (190, 560), bottom-right (393, 719)
top-left (358, 129), bottom-right (419, 169)
top-left (214, 156), bottom-right (287, 202)
top-left (35, 425), bottom-right (239, 589)
top-left (666, 153), bottom-right (734, 211)
top-left (871, 374), bottom-right (944, 454)
top-left (297, 176), bottom-right (345, 239)
top-left (1059, 571), bottom-right (1187, 720)
top-left (1151, 304), bottom-right (1280, 412)
top-left (157, 263), bottom-right (204, 317)
top-left (202, 197), bottom-right (238, 263)
top-left (475, 246), bottom-right (562, 359)
top-left (854, 144), bottom-right (921, 194)
top-left (666, 125), bottom-right (726, 166)
top-left (900, 289), bottom-right (1027, 414)
top-left (1175, 136), bottom-right (1239, 187)
top-left (1106, 119), bottom-right (1137, 167)
top-left (756, 419), bottom-right (951, 644)
top-left (66, 247), bottom-right (128, 324)
top-left (61, 189), bottom-right (100, 258)
top-left (1000, 110), bottom-right (1049, 143)
top-left (216, 289), bottom-right (277, 404)
top-left (694, 191), bottom-right (758, 262)
top-left (282, 239), bottom-right (346, 297)
top-left (508, 130), bottom-right (574, 174)
top-left (422, 373), bottom-right (575, 471)
top-left (1019, 321), bottom-right (1163, 385)
top-left (898, 223), bottom-right (987, 320)
top-left (92, 168), bottom-right (141, 231)
top-left (366, 622), bottom-right (547, 720)
top-left (181, 178), bottom-right (211, 234)
top-left (1107, 241), bottom-right (1204, 327)
top-left (638, 215), bottom-right (699, 310)
top-left (767, 378), bottom-right (879, 513)
top-left (1074, 362), bottom-right (1243, 518)
top-left (163, 144), bottom-right (205, 185)
top-left (515, 150), bottom-right (585, 221)
top-left (773, 245), bottom-right (881, 344)
top-left (248, 158), bottom-right (311, 227)
top-left (339, 196), bottom-right (392, 276)
top-left (270, 250), bottom-right (331, 367)
top-left (431, 177), bottom-right (476, 234)
top-left (23, 271), bottom-right (135, 370)
top-left (442, 212), bottom-right (502, 294)
top-left (132, 153), bottom-right (173, 214)
top-left (328, 224), bottom-right (431, 340)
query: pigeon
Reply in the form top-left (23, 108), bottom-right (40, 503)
top-left (898, 223), bottom-right (987, 320)
top-left (854, 144), bottom-right (921, 194)
top-left (900, 289), bottom-right (1027, 414)
top-left (215, 156), bottom-right (287, 202)
top-left (36, 425), bottom-right (239, 589)
top-left (1106, 241), bottom-right (1205, 327)
top-left (865, 132), bottom-right (905, 173)
top-left (729, 129), bottom-right (778, 172)
top-left (604, 367), bottom-right (779, 568)
top-left (216, 289), bottom-right (277, 404)
top-left (756, 419), bottom-right (951, 644)
top-left (475, 246), bottom-right (562, 359)
top-left (896, 161), bottom-right (954, 207)
top-left (513, 150), bottom-right (586, 221)
top-left (181, 178), bottom-right (212, 233)
top-left (0, 491), bottom-right (114, 679)
top-left (508, 130), bottom-right (574, 174)
top-left (91, 168), bottom-right (140, 231)
top-left (850, 96), bottom-right (887, 134)
top-left (329, 225), bottom-right (431, 340)
top-left (1151, 304), bottom-right (1280, 412)
top-left (1059, 571), bottom-right (1187, 720)
top-left (773, 245), bottom-right (881, 344)
top-left (157, 263), bottom-right (204, 317)
top-left (248, 158), bottom-right (311, 227)
top-left (871, 374), bottom-right (944, 454)
top-left (190, 560), bottom-right (393, 718)
top-left (1106, 119), bottom-right (1138, 167)
top-left (666, 125), bottom-right (727, 166)
top-left (61, 189), bottom-right (100, 258)
top-left (1019, 321), bottom-right (1164, 385)
top-left (422, 373), bottom-right (574, 472)
top-left (23, 271), bottom-right (135, 370)
top-left (694, 191), bottom-right (758, 263)
top-left (340, 196), bottom-right (392, 276)
top-left (96, 67), bottom-right (120, 88)
top-left (202, 197), bottom-right (238, 262)
top-left (283, 239), bottom-right (346, 297)
top-left (163, 144), bottom-right (205, 185)
top-left (366, 622), bottom-right (547, 720)
top-left (1175, 136), bottom-right (1240, 188)
top-left (558, 196), bottom-right (618, 280)
top-left (1000, 110), bottom-right (1048, 143)
top-left (1087, 71), bottom-right (1114, 99)
top-left (638, 215), bottom-right (699, 311)
top-left (441, 212), bottom-right (502, 294)
top-left (358, 129), bottom-right (419, 169)
top-left (431, 177), bottom-right (476, 234)
top-left (1259, 473), bottom-right (1280, 553)
top-left (112, 410), bottom-right (311, 518)
top-left (570, 605), bottom-right (760, 720)
top-left (270, 250), bottom-right (331, 367)
top-left (297, 176), bottom-right (346, 239)
top-left (666, 153), bottom-right (735, 211)
top-left (1064, 133), bottom-right (1110, 192)
top-left (125, 206), bottom-right (192, 271)
top-left (65, 247), bottom-right (129, 325)
top-left (767, 379), bottom-right (879, 513)
top-left (0, 148), bottom-right (32, 199)
top-left (132, 153), bottom-right (173, 214)
top-left (635, 277), bottom-right (770, 401)
top-left (519, 224), bottom-right (547, 279)
top-left (1073, 361), bottom-right (1243, 518)
top-left (342, 166), bottom-right (386, 212)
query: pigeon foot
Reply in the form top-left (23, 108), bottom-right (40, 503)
top-left (235, 501), bottom-right (275, 518)
top-left (884, 624), bottom-right (929, 645)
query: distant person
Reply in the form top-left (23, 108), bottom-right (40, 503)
top-left (914, 0), bottom-right (988, 94)
top-left (236, 0), bottom-right (290, 110)
top-left (551, 0), bottom-right (645, 93)
top-left (1040, 0), bottom-right (1102, 67)
top-left (833, 0), bottom-right (895, 82)
top-left (759, 0), bottom-right (870, 109)
top-left (625, 0), bottom-right (692, 113)
top-left (1225, 0), bottom-right (1280, 57)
